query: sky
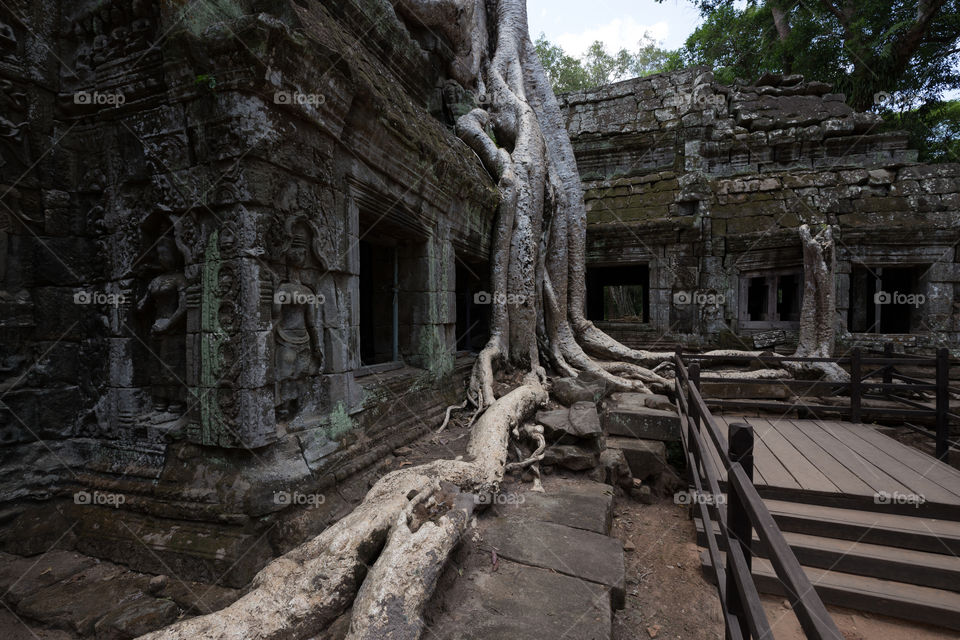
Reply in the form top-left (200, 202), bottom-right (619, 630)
top-left (526, 0), bottom-right (704, 57)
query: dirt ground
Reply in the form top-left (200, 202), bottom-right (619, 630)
top-left (610, 495), bottom-right (959, 640)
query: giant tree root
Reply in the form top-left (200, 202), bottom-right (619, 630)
top-left (138, 380), bottom-right (547, 640)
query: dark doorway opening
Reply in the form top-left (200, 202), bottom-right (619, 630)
top-left (746, 276), bottom-right (769, 322)
top-left (359, 240), bottom-right (397, 366)
top-left (455, 260), bottom-right (490, 352)
top-left (586, 265), bottom-right (650, 323)
top-left (848, 265), bottom-right (926, 334)
top-left (776, 273), bottom-right (801, 322)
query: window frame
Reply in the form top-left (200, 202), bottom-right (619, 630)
top-left (738, 268), bottom-right (803, 330)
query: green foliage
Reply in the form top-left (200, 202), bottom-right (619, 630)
top-left (677, 1), bottom-right (958, 106)
top-left (886, 100), bottom-right (960, 163)
top-left (534, 33), bottom-right (682, 94)
top-left (671, 0), bottom-right (960, 159)
top-left (195, 74), bottom-right (217, 90)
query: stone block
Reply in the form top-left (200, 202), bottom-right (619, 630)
top-left (542, 445), bottom-right (600, 471)
top-left (602, 394), bottom-right (681, 441)
top-left (607, 437), bottom-right (667, 480)
top-left (701, 381), bottom-right (792, 399)
top-left (536, 401), bottom-right (602, 446)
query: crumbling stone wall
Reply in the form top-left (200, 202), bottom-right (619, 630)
top-left (562, 67), bottom-right (960, 353)
top-left (0, 0), bottom-right (496, 584)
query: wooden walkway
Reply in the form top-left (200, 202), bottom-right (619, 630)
top-left (704, 416), bottom-right (960, 518)
top-left (694, 415), bottom-right (960, 630)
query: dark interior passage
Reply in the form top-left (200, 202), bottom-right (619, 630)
top-left (586, 265), bottom-right (650, 322)
top-left (359, 240), bottom-right (397, 365)
top-left (455, 260), bottom-right (490, 352)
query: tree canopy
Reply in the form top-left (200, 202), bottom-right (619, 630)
top-left (674, 0), bottom-right (960, 112)
top-left (533, 32), bottom-right (680, 94)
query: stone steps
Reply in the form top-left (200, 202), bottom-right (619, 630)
top-left (424, 480), bottom-right (625, 640)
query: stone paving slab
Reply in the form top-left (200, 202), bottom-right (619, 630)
top-left (426, 479), bottom-right (626, 639)
top-left (490, 481), bottom-right (614, 534)
top-left (0, 551), bottom-right (95, 605)
top-left (427, 558), bottom-right (611, 640)
top-left (481, 518), bottom-right (626, 609)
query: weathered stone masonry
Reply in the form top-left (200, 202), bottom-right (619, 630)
top-left (562, 68), bottom-right (960, 354)
top-left (0, 0), bottom-right (496, 585)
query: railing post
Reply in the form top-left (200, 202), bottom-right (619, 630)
top-left (725, 422), bottom-right (755, 640)
top-left (936, 347), bottom-right (949, 463)
top-left (883, 342), bottom-right (894, 386)
top-left (688, 362), bottom-right (701, 434)
top-left (850, 348), bottom-right (862, 424)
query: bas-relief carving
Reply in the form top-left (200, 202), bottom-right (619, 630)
top-left (269, 215), bottom-right (327, 423)
top-left (136, 234), bottom-right (187, 417)
top-left (66, 0), bottom-right (159, 78)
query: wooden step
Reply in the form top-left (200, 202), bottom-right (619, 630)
top-left (764, 499), bottom-right (960, 556)
top-left (700, 551), bottom-right (960, 631)
top-left (696, 519), bottom-right (960, 592)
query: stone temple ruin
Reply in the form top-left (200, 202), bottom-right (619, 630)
top-left (0, 0), bottom-right (958, 638)
top-left (565, 70), bottom-right (959, 353)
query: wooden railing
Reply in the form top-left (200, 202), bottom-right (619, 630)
top-left (675, 354), bottom-right (843, 640)
top-left (684, 347), bottom-right (956, 464)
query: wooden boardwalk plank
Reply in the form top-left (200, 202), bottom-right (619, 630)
top-left (841, 422), bottom-right (960, 499)
top-left (789, 418), bottom-right (915, 496)
top-left (813, 420), bottom-right (960, 505)
top-left (775, 419), bottom-right (875, 495)
top-left (719, 415), bottom-right (801, 490)
top-left (713, 416), bottom-right (774, 486)
top-left (752, 418), bottom-right (839, 493)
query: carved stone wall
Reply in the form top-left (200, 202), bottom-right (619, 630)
top-left (563, 68), bottom-right (960, 353)
top-left (0, 0), bottom-right (496, 584)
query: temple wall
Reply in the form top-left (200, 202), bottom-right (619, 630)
top-left (563, 67), bottom-right (960, 353)
top-left (0, 0), bottom-right (496, 584)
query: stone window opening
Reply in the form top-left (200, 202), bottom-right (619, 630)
top-left (738, 270), bottom-right (802, 329)
top-left (586, 265), bottom-right (650, 323)
top-left (848, 264), bottom-right (928, 334)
